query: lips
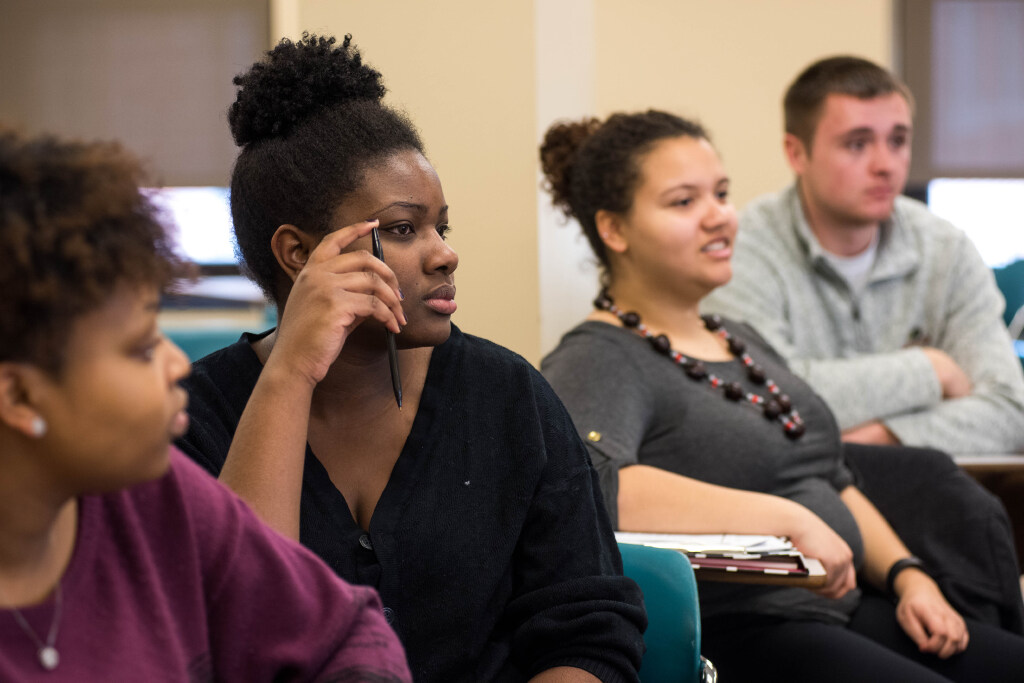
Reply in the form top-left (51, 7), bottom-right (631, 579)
top-left (170, 410), bottom-right (190, 438)
top-left (169, 395), bottom-right (189, 438)
top-left (423, 283), bottom-right (457, 315)
top-left (701, 238), bottom-right (732, 257)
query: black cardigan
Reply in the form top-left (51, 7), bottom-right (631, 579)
top-left (176, 325), bottom-right (646, 682)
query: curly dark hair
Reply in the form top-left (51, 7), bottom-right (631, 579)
top-left (539, 110), bottom-right (707, 279)
top-left (228, 33), bottom-right (424, 302)
top-left (0, 129), bottom-right (186, 374)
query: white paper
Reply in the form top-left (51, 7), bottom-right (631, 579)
top-left (615, 531), bottom-right (795, 555)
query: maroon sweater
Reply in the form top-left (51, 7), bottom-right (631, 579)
top-left (0, 449), bottom-right (411, 682)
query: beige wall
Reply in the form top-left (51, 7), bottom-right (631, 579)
top-left (592, 0), bottom-right (893, 208)
top-left (281, 1), bottom-right (542, 361)
top-left (275, 0), bottom-right (893, 364)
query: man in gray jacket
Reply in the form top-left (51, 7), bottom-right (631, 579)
top-left (704, 56), bottom-right (1024, 454)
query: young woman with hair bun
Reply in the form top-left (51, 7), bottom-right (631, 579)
top-left (539, 110), bottom-right (1024, 682)
top-left (176, 34), bottom-right (644, 683)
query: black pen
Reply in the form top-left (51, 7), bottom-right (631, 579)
top-left (370, 226), bottom-right (403, 409)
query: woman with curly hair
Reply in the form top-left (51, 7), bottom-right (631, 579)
top-left (174, 34), bottom-right (644, 683)
top-left (538, 110), bottom-right (1024, 682)
top-left (0, 129), bottom-right (412, 680)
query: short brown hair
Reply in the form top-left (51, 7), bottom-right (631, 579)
top-left (0, 129), bottom-right (187, 373)
top-left (784, 56), bottom-right (914, 149)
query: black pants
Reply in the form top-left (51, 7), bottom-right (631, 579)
top-left (701, 594), bottom-right (1024, 682)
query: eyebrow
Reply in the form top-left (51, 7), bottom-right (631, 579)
top-left (658, 178), bottom-right (729, 199)
top-left (841, 124), bottom-right (911, 138)
top-left (136, 301), bottom-right (160, 335)
top-left (841, 127), bottom-right (876, 138)
top-left (126, 310), bottom-right (160, 346)
top-left (369, 201), bottom-right (449, 217)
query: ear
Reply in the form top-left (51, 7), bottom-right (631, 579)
top-left (595, 210), bottom-right (629, 255)
top-left (270, 224), bottom-right (317, 282)
top-left (784, 133), bottom-right (810, 176)
top-left (0, 363), bottom-right (47, 438)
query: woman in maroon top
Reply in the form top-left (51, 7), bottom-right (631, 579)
top-left (0, 128), bottom-right (411, 681)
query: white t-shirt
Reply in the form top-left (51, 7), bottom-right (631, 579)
top-left (823, 231), bottom-right (880, 294)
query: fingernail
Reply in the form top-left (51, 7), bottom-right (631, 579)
top-left (399, 288), bottom-right (405, 300)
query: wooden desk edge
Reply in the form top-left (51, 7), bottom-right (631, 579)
top-left (953, 454), bottom-right (1024, 473)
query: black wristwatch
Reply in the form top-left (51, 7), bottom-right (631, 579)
top-left (886, 556), bottom-right (927, 598)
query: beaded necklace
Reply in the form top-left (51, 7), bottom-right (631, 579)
top-left (594, 289), bottom-right (806, 439)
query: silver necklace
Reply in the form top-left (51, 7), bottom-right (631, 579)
top-left (2, 583), bottom-right (62, 671)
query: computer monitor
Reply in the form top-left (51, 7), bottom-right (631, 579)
top-left (145, 186), bottom-right (237, 273)
top-left (926, 178), bottom-right (1024, 268)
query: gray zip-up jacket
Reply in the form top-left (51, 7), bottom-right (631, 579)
top-left (703, 184), bottom-right (1024, 454)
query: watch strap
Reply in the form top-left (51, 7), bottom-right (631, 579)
top-left (886, 556), bottom-right (927, 598)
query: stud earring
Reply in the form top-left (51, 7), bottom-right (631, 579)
top-left (30, 416), bottom-right (47, 438)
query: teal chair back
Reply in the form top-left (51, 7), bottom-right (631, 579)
top-left (618, 542), bottom-right (705, 683)
top-left (993, 260), bottom-right (1024, 370)
top-left (164, 327), bottom-right (246, 362)
top-left (994, 259), bottom-right (1024, 329)
top-left (163, 305), bottom-right (277, 362)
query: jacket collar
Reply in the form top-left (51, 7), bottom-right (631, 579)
top-left (786, 183), bottom-right (920, 284)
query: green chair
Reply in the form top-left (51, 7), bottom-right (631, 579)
top-left (994, 260), bottom-right (1024, 332)
top-left (993, 260), bottom-right (1024, 370)
top-left (618, 543), bottom-right (716, 683)
top-left (164, 327), bottom-right (246, 362)
top-left (163, 305), bottom-right (277, 362)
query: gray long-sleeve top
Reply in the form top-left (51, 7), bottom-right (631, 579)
top-left (703, 185), bottom-right (1024, 455)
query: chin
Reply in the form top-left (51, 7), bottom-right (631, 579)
top-left (397, 318), bottom-right (452, 349)
top-left (85, 447), bottom-right (171, 495)
top-left (851, 200), bottom-right (897, 224)
top-left (860, 209), bottom-right (895, 224)
top-left (701, 266), bottom-right (734, 292)
top-left (132, 444), bottom-right (174, 484)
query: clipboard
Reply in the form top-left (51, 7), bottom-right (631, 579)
top-left (616, 532), bottom-right (828, 588)
top-left (690, 556), bottom-right (827, 587)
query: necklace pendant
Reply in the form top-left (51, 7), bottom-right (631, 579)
top-left (38, 645), bottom-right (59, 671)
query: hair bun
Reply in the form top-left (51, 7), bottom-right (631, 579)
top-left (539, 118), bottom-right (601, 219)
top-left (228, 33), bottom-right (386, 147)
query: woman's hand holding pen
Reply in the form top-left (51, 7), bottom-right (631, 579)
top-left (272, 220), bottom-right (406, 386)
top-left (218, 219), bottom-right (403, 539)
